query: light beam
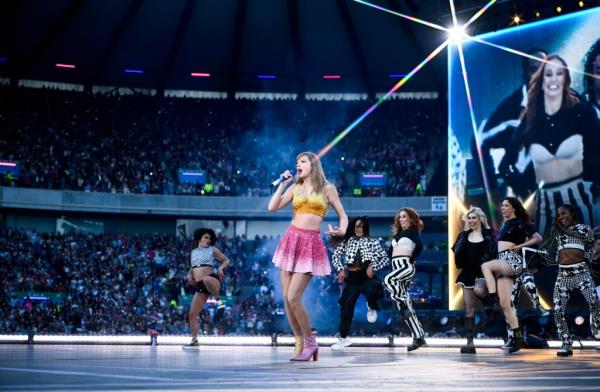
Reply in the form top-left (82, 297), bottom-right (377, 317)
top-left (318, 39), bottom-right (450, 158)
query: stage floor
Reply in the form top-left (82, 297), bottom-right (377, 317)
top-left (1, 344), bottom-right (599, 391)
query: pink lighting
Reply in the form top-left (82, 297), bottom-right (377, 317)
top-left (55, 63), bottom-right (76, 69)
top-left (0, 162), bottom-right (17, 167)
top-left (322, 75), bottom-right (342, 79)
top-left (191, 72), bottom-right (211, 77)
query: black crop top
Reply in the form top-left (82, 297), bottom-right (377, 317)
top-left (498, 218), bottom-right (536, 245)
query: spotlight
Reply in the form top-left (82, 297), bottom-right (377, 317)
top-left (575, 316), bottom-right (585, 325)
top-left (447, 25), bottom-right (467, 42)
top-left (511, 15), bottom-right (522, 25)
top-left (579, 1), bottom-right (584, 7)
top-left (535, 11), bottom-right (541, 17)
top-left (556, 6), bottom-right (562, 13)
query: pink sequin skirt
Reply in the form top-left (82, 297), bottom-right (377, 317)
top-left (272, 225), bottom-right (331, 276)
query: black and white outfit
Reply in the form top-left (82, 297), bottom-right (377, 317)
top-left (473, 85), bottom-right (535, 198)
top-left (546, 224), bottom-right (600, 351)
top-left (510, 272), bottom-right (543, 314)
top-left (452, 228), bottom-right (497, 288)
top-left (191, 246), bottom-right (220, 294)
top-left (383, 228), bottom-right (424, 340)
top-left (497, 218), bottom-right (537, 277)
top-left (332, 237), bottom-right (389, 339)
top-left (500, 102), bottom-right (600, 235)
top-left (504, 271), bottom-right (546, 343)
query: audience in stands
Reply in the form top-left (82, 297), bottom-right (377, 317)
top-left (0, 88), bottom-right (444, 197)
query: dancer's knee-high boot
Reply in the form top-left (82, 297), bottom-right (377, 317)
top-left (460, 317), bottom-right (476, 354)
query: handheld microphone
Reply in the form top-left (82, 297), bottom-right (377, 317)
top-left (270, 171), bottom-right (295, 188)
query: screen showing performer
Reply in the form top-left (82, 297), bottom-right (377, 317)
top-left (448, 8), bottom-right (600, 309)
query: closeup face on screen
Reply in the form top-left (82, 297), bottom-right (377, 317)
top-left (447, 9), bottom-right (600, 309)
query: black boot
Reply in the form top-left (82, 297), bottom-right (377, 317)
top-left (502, 323), bottom-right (513, 349)
top-left (557, 343), bottom-right (573, 357)
top-left (504, 327), bottom-right (523, 353)
top-left (460, 317), bottom-right (476, 354)
top-left (407, 337), bottom-right (427, 352)
top-left (482, 292), bottom-right (499, 310)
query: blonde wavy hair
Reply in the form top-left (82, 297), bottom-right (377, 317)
top-left (462, 206), bottom-right (490, 231)
top-left (295, 151), bottom-right (330, 196)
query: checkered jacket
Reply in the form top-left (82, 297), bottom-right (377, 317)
top-left (331, 236), bottom-right (389, 272)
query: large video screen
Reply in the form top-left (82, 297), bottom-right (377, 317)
top-left (448, 8), bottom-right (600, 309)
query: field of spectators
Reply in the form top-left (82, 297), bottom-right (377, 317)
top-left (0, 87), bottom-right (444, 197)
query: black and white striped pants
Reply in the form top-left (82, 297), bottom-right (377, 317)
top-left (554, 262), bottom-right (600, 346)
top-left (383, 256), bottom-right (424, 339)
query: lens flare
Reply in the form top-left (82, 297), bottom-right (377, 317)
top-left (463, 0), bottom-right (497, 29)
top-left (352, 0), bottom-right (447, 32)
top-left (318, 39), bottom-right (450, 158)
top-left (466, 35), bottom-right (600, 80)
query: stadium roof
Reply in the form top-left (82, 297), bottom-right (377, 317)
top-left (0, 0), bottom-right (588, 95)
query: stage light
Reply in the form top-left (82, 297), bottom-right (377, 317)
top-left (556, 6), bottom-right (562, 13)
top-left (124, 69), bottom-right (143, 74)
top-left (257, 75), bottom-right (276, 79)
top-left (575, 316), bottom-right (585, 325)
top-left (579, 1), bottom-right (584, 7)
top-left (535, 11), bottom-right (541, 17)
top-left (55, 63), bottom-right (76, 69)
top-left (512, 15), bottom-right (521, 25)
top-left (448, 25), bottom-right (467, 42)
top-left (191, 72), bottom-right (211, 77)
top-left (322, 75), bottom-right (342, 79)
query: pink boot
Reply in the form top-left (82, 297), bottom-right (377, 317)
top-left (291, 335), bottom-right (318, 361)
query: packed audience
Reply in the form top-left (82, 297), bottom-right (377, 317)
top-left (0, 226), bottom-right (575, 342)
top-left (0, 87), bottom-right (444, 196)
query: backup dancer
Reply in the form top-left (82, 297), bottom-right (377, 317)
top-left (451, 206), bottom-right (497, 354)
top-left (383, 207), bottom-right (427, 351)
top-left (185, 228), bottom-right (229, 347)
top-left (542, 204), bottom-right (600, 356)
top-left (268, 151), bottom-right (347, 362)
top-left (481, 197), bottom-right (542, 353)
top-left (331, 216), bottom-right (389, 349)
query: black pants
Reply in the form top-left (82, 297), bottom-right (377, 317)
top-left (338, 269), bottom-right (383, 338)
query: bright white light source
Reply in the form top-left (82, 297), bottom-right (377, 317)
top-left (448, 25), bottom-right (467, 42)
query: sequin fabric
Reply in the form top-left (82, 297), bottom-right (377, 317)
top-left (273, 225), bottom-right (331, 276)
